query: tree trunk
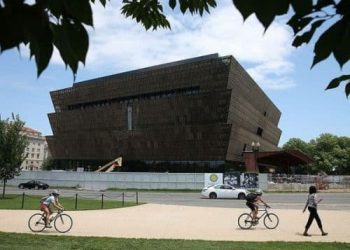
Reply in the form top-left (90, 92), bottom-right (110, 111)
top-left (2, 179), bottom-right (6, 198)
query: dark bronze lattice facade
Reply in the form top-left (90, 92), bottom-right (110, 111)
top-left (47, 54), bottom-right (281, 164)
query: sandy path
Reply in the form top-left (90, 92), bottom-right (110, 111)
top-left (0, 204), bottom-right (349, 242)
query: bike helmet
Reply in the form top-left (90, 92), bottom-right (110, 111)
top-left (52, 190), bottom-right (60, 196)
top-left (255, 189), bottom-right (263, 195)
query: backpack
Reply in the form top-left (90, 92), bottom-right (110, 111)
top-left (40, 195), bottom-right (49, 203)
top-left (246, 193), bottom-right (257, 202)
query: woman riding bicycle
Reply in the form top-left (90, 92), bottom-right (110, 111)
top-left (40, 190), bottom-right (64, 228)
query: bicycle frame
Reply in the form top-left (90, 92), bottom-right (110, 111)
top-left (254, 208), bottom-right (269, 221)
top-left (238, 206), bottom-right (279, 230)
top-left (28, 210), bottom-right (73, 233)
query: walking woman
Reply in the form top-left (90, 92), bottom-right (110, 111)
top-left (303, 185), bottom-right (328, 236)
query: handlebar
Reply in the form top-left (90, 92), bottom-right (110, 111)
top-left (258, 205), bottom-right (271, 211)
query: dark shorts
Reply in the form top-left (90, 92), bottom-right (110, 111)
top-left (246, 202), bottom-right (258, 211)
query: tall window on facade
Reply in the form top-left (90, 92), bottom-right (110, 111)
top-left (127, 104), bottom-right (133, 130)
top-left (257, 127), bottom-right (263, 137)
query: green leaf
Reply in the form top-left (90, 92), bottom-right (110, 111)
top-left (179, 0), bottom-right (187, 14)
top-left (234, 0), bottom-right (289, 30)
top-left (99, 0), bottom-right (107, 7)
top-left (52, 19), bottom-right (89, 77)
top-left (292, 19), bottom-right (325, 47)
top-left (325, 74), bottom-right (350, 90)
top-left (63, 0), bottom-right (93, 26)
top-left (233, 0), bottom-right (256, 20)
top-left (346, 82), bottom-right (350, 98)
top-left (287, 15), bottom-right (313, 34)
top-left (291, 0), bottom-right (313, 16)
top-left (121, 0), bottom-right (170, 30)
top-left (332, 19), bottom-right (350, 68)
top-left (0, 2), bottom-right (27, 51)
top-left (48, 0), bottom-right (64, 19)
top-left (22, 4), bottom-right (53, 77)
top-left (169, 0), bottom-right (176, 9)
top-left (336, 0), bottom-right (350, 15)
top-left (312, 20), bottom-right (341, 68)
top-left (315, 0), bottom-right (335, 10)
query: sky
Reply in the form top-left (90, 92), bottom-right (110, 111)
top-left (0, 1), bottom-right (349, 147)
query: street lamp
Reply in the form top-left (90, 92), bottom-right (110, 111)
top-left (251, 141), bottom-right (260, 172)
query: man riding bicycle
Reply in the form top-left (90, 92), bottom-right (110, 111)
top-left (246, 189), bottom-right (270, 222)
top-left (40, 190), bottom-right (64, 228)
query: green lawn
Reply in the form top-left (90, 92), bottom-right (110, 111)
top-left (0, 232), bottom-right (349, 250)
top-left (0, 194), bottom-right (139, 210)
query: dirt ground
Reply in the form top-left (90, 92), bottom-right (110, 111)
top-left (0, 204), bottom-right (349, 242)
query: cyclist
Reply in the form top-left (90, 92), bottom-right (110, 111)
top-left (40, 190), bottom-right (64, 228)
top-left (246, 189), bottom-right (270, 223)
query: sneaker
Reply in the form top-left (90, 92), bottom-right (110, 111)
top-left (322, 232), bottom-right (328, 236)
top-left (46, 224), bottom-right (52, 228)
top-left (303, 233), bottom-right (311, 237)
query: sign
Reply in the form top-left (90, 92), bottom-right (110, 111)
top-left (223, 171), bottom-right (241, 187)
top-left (204, 173), bottom-right (223, 187)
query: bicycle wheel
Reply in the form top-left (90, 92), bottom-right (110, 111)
top-left (263, 213), bottom-right (279, 229)
top-left (54, 213), bottom-right (73, 233)
top-left (28, 213), bottom-right (46, 232)
top-left (238, 213), bottom-right (253, 229)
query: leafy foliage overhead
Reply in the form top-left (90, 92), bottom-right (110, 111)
top-left (0, 0), bottom-right (349, 96)
top-left (232, 0), bottom-right (350, 97)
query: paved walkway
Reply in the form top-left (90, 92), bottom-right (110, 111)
top-left (0, 204), bottom-right (349, 242)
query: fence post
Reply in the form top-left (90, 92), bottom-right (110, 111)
top-left (122, 192), bottom-right (124, 207)
top-left (101, 194), bottom-right (104, 209)
top-left (75, 193), bottom-right (78, 210)
top-left (21, 192), bottom-right (25, 209)
top-left (136, 191), bottom-right (138, 204)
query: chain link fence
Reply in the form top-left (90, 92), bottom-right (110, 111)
top-left (267, 174), bottom-right (350, 192)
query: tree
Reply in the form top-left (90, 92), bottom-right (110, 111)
top-left (0, 114), bottom-right (28, 198)
top-left (0, 0), bottom-right (349, 96)
top-left (312, 133), bottom-right (350, 174)
top-left (282, 137), bottom-right (314, 156)
top-left (41, 156), bottom-right (54, 171)
top-left (283, 133), bottom-right (350, 174)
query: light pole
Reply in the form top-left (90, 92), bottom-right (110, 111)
top-left (251, 141), bottom-right (260, 172)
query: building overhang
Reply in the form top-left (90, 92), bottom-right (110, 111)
top-left (243, 150), bottom-right (314, 172)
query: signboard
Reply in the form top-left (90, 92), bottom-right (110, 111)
top-left (241, 173), bottom-right (259, 188)
top-left (204, 173), bottom-right (223, 187)
top-left (223, 171), bottom-right (241, 187)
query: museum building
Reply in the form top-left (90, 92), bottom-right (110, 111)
top-left (47, 54), bottom-right (281, 170)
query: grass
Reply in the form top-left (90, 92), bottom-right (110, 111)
top-left (0, 232), bottom-right (349, 250)
top-left (0, 194), bottom-right (140, 210)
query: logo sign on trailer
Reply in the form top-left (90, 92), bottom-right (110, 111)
top-left (204, 173), bottom-right (223, 186)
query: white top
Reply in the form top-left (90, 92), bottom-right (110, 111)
top-left (306, 193), bottom-right (318, 208)
top-left (42, 195), bottom-right (55, 206)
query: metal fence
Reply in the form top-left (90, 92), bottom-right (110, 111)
top-left (267, 174), bottom-right (350, 191)
top-left (4, 192), bottom-right (139, 210)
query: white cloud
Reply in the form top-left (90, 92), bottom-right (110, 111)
top-left (50, 1), bottom-right (296, 90)
top-left (247, 60), bottom-right (296, 90)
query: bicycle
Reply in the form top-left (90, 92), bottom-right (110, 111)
top-left (28, 210), bottom-right (73, 233)
top-left (238, 205), bottom-right (279, 230)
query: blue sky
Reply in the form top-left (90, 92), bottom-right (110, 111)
top-left (0, 1), bottom-right (348, 146)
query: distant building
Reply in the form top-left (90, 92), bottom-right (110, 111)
top-left (47, 54), bottom-right (281, 171)
top-left (21, 127), bottom-right (49, 171)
